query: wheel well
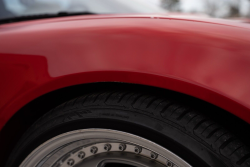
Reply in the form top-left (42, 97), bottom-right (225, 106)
top-left (1, 82), bottom-right (250, 166)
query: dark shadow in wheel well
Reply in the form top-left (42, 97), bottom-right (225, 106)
top-left (1, 82), bottom-right (250, 166)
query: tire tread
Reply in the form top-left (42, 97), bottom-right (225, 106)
top-left (8, 91), bottom-right (250, 167)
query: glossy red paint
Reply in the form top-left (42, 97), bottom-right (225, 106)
top-left (1, 14), bottom-right (250, 130)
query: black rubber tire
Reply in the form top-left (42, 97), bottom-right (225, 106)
top-left (7, 91), bottom-right (250, 167)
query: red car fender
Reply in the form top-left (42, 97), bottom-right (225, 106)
top-left (1, 15), bottom-right (250, 130)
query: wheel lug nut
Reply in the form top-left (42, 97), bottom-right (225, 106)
top-left (90, 146), bottom-right (98, 154)
top-left (134, 146), bottom-right (142, 154)
top-left (166, 160), bottom-right (173, 167)
top-left (78, 151), bottom-right (85, 159)
top-left (150, 152), bottom-right (158, 159)
top-left (119, 144), bottom-right (126, 151)
top-left (67, 159), bottom-right (74, 166)
top-left (104, 144), bottom-right (111, 151)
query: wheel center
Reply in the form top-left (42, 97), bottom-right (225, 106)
top-left (105, 164), bottom-right (135, 167)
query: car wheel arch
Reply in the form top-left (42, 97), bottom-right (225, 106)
top-left (1, 81), bottom-right (250, 166)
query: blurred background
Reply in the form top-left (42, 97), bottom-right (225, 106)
top-left (1, 0), bottom-right (250, 20)
top-left (160, 0), bottom-right (250, 19)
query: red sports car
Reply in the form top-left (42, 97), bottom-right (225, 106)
top-left (1, 0), bottom-right (250, 167)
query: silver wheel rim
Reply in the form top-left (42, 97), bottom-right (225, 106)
top-left (20, 129), bottom-right (192, 167)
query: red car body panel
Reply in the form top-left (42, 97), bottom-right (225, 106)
top-left (1, 14), bottom-right (250, 131)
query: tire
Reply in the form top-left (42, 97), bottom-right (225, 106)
top-left (7, 91), bottom-right (250, 167)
